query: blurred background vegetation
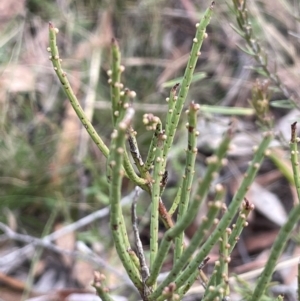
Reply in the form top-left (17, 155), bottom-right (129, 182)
top-left (1, 0), bottom-right (300, 299)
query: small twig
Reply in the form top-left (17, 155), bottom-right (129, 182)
top-left (228, 198), bottom-right (254, 253)
top-left (198, 257), bottom-right (210, 288)
top-left (0, 189), bottom-right (141, 274)
top-left (160, 170), bottom-right (168, 195)
top-left (0, 222), bottom-right (133, 285)
top-left (131, 187), bottom-right (150, 282)
top-left (128, 128), bottom-right (146, 177)
top-left (158, 197), bottom-right (174, 229)
top-left (131, 188), bottom-right (151, 298)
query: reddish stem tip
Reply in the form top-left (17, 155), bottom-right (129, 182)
top-left (291, 122), bottom-right (297, 143)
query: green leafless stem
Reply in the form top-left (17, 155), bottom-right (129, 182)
top-left (48, 23), bottom-right (109, 159)
top-left (250, 124), bottom-right (300, 301)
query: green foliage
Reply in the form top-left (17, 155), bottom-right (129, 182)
top-left (2, 0), bottom-right (300, 300)
top-left (47, 1), bottom-right (300, 300)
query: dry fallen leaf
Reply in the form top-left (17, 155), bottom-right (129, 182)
top-left (247, 182), bottom-right (287, 226)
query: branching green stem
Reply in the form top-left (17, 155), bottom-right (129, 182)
top-left (162, 2), bottom-right (215, 169)
top-left (204, 262), bottom-right (218, 293)
top-left (250, 200), bottom-right (300, 300)
top-left (217, 228), bottom-right (230, 298)
top-left (116, 88), bottom-right (130, 125)
top-left (132, 191), bottom-right (149, 282)
top-left (250, 124), bottom-right (300, 301)
top-left (169, 132), bottom-right (272, 294)
top-left (168, 178), bottom-right (182, 216)
top-left (143, 116), bottom-right (162, 173)
top-left (127, 248), bottom-right (141, 272)
top-left (150, 133), bottom-right (165, 278)
top-left (49, 23), bottom-right (147, 189)
top-left (290, 122), bottom-right (300, 203)
top-left (48, 23), bottom-right (109, 158)
top-left (147, 126), bottom-right (232, 291)
top-left (231, 0), bottom-right (298, 109)
top-left (174, 201), bottom-right (221, 295)
top-left (165, 83), bottom-right (179, 139)
top-left (177, 257), bottom-right (210, 297)
top-left (128, 127), bottom-right (146, 177)
top-left (108, 107), bottom-right (142, 290)
top-left (228, 198), bottom-right (254, 253)
top-left (110, 38), bottom-right (122, 126)
top-left (174, 102), bottom-right (200, 262)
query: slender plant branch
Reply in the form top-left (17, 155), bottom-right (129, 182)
top-left (48, 23), bottom-right (110, 158)
top-left (49, 23), bottom-right (147, 189)
top-left (290, 122), bottom-right (300, 203)
top-left (150, 132), bottom-right (166, 277)
top-left (175, 200), bottom-right (222, 295)
top-left (228, 198), bottom-right (254, 253)
top-left (250, 123), bottom-right (300, 301)
top-left (0, 222), bottom-right (134, 284)
top-left (192, 186), bottom-right (226, 297)
top-left (174, 102), bottom-right (199, 262)
top-left (127, 248), bottom-right (141, 272)
top-left (177, 257), bottom-right (210, 298)
top-left (230, 0), bottom-right (299, 109)
top-left (109, 79), bottom-right (148, 189)
top-left (144, 125), bottom-right (161, 173)
top-left (128, 127), bottom-right (146, 177)
top-left (168, 177), bottom-right (183, 216)
top-left (147, 125), bottom-right (232, 290)
top-left (170, 132), bottom-right (272, 294)
top-left (162, 2), bottom-right (215, 170)
top-left (131, 188), bottom-right (151, 297)
top-left (158, 197), bottom-right (175, 229)
top-left (108, 107), bottom-right (142, 290)
top-left (217, 228), bottom-right (230, 298)
top-left (109, 38), bottom-right (122, 126)
top-left (165, 83), bottom-right (179, 139)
